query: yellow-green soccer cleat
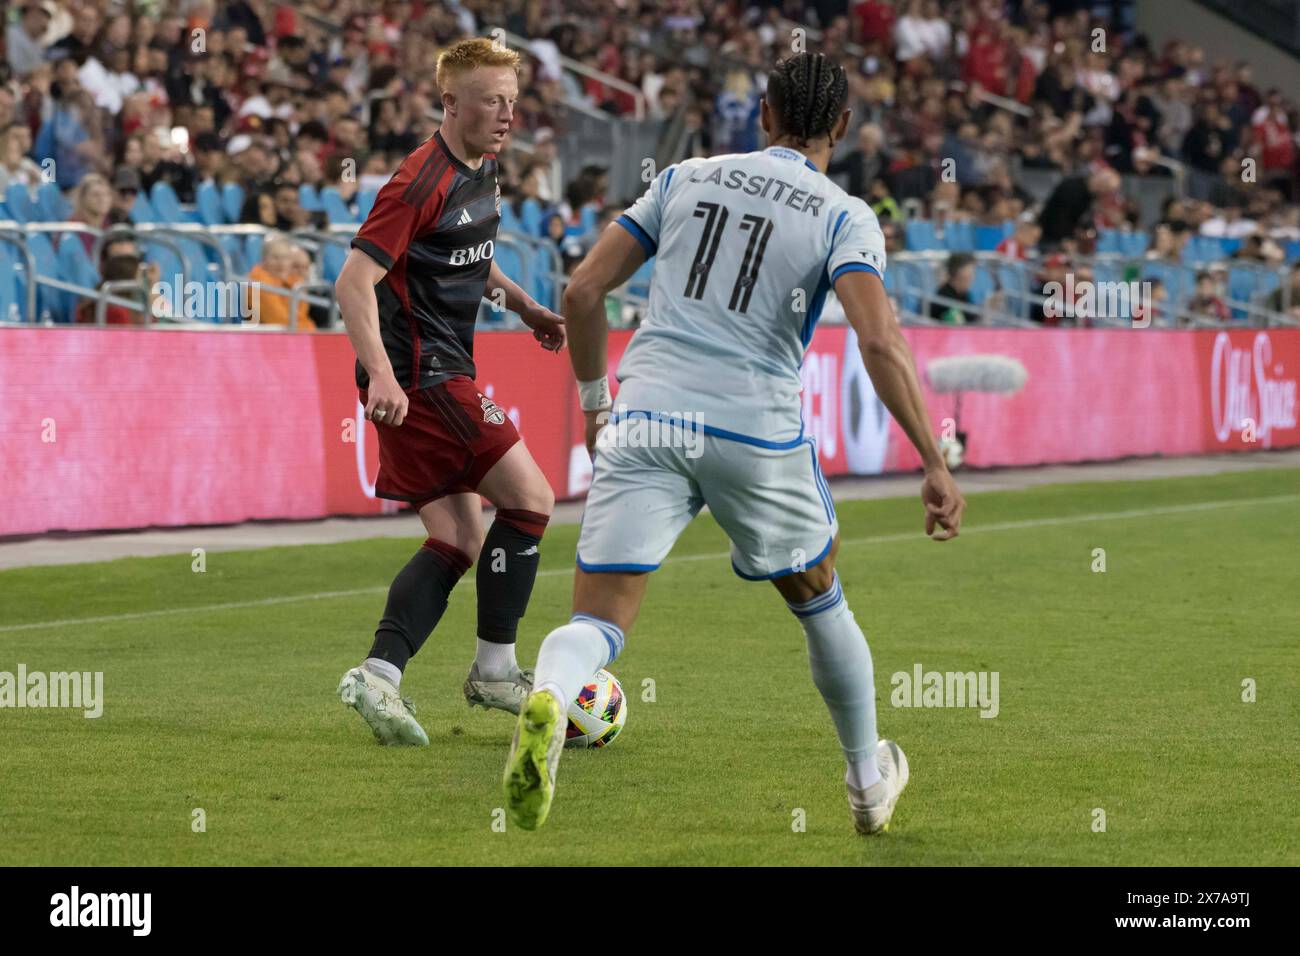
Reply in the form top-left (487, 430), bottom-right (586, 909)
top-left (503, 690), bottom-right (567, 830)
top-left (847, 739), bottom-right (910, 835)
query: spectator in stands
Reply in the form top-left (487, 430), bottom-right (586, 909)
top-left (1038, 166), bottom-right (1119, 249)
top-left (108, 167), bottom-right (142, 224)
top-left (868, 177), bottom-right (901, 224)
top-left (246, 238), bottom-right (314, 330)
top-left (930, 253), bottom-right (978, 325)
top-left (997, 215), bottom-right (1041, 261)
top-left (69, 172), bottom-right (111, 249)
top-left (75, 253), bottom-right (150, 326)
top-left (1188, 270), bottom-right (1230, 324)
top-left (0, 122), bottom-right (43, 194)
top-left (34, 84), bottom-right (102, 190)
top-left (5, 2), bottom-right (53, 79)
top-left (48, 4), bottom-right (102, 64)
top-left (828, 122), bottom-right (891, 200)
top-left (522, 128), bottom-right (563, 205)
top-left (1133, 278), bottom-right (1169, 328)
top-left (1265, 263), bottom-right (1300, 319)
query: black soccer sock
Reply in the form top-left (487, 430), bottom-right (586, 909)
top-left (476, 508), bottom-right (550, 645)
top-left (368, 538), bottom-right (473, 672)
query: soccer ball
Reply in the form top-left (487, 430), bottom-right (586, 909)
top-left (565, 669), bottom-right (627, 748)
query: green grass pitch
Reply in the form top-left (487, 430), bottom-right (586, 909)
top-left (1, 467), bottom-right (1297, 866)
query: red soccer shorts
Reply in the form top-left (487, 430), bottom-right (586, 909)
top-left (362, 375), bottom-right (520, 507)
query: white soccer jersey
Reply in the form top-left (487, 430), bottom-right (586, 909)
top-left (614, 145), bottom-right (887, 446)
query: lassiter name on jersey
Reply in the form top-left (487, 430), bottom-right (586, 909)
top-left (686, 163), bottom-right (827, 217)
top-left (350, 130), bottom-right (501, 390)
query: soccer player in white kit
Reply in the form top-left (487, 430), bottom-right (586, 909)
top-left (503, 53), bottom-right (966, 833)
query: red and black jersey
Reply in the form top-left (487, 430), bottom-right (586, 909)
top-left (350, 130), bottom-right (501, 390)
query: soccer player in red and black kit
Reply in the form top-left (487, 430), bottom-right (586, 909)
top-left (335, 38), bottom-right (565, 745)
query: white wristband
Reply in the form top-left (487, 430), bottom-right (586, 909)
top-left (578, 376), bottom-right (612, 411)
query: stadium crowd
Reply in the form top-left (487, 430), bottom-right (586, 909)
top-left (1, 0), bottom-right (1298, 326)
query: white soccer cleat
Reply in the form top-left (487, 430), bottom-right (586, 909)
top-left (463, 664), bottom-right (534, 715)
top-left (337, 665), bottom-right (429, 746)
top-left (847, 739), bottom-right (910, 835)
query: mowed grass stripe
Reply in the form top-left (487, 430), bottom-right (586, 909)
top-left (2, 490), bottom-right (1296, 634)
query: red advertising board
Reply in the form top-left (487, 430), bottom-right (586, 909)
top-left (1, 326), bottom-right (1296, 536)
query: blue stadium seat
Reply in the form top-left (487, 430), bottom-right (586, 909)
top-left (627, 257), bottom-right (653, 299)
top-left (320, 187), bottom-right (355, 224)
top-left (968, 264), bottom-right (994, 304)
top-left (36, 182), bottom-right (71, 220)
top-left (357, 189), bottom-right (377, 219)
top-left (299, 183), bottom-right (322, 213)
top-left (149, 181), bottom-right (194, 223)
top-left (904, 219), bottom-right (938, 251)
top-left (498, 201), bottom-right (521, 234)
top-left (529, 245), bottom-right (555, 309)
top-left (1286, 241), bottom-right (1300, 262)
top-left (0, 243), bottom-right (19, 322)
top-left (25, 231), bottom-right (67, 321)
top-left (57, 232), bottom-right (98, 292)
top-left (1122, 231), bottom-right (1149, 257)
top-left (4, 184), bottom-right (34, 223)
top-left (128, 193), bottom-right (159, 224)
top-left (244, 232), bottom-right (264, 268)
top-left (219, 234), bottom-right (248, 274)
top-left (1096, 229), bottom-right (1122, 254)
top-left (943, 220), bottom-right (974, 252)
top-left (520, 198), bottom-right (545, 237)
top-left (322, 243), bottom-right (347, 283)
top-left (222, 182), bottom-right (244, 223)
top-left (196, 182), bottom-right (224, 225)
top-left (974, 224), bottom-right (1006, 251)
top-left (579, 204), bottom-right (598, 234)
top-left (994, 262), bottom-right (1031, 317)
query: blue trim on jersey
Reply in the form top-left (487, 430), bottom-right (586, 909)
top-left (616, 214), bottom-right (656, 256)
top-left (611, 409), bottom-right (805, 450)
top-left (805, 439), bottom-right (836, 523)
top-left (732, 535), bottom-right (835, 581)
top-left (830, 262), bottom-right (882, 284)
top-left (663, 167), bottom-right (675, 194)
top-left (571, 612), bottom-right (625, 662)
top-left (799, 211), bottom-right (851, 350)
top-left (801, 268), bottom-right (832, 348)
top-left (576, 554), bottom-right (660, 574)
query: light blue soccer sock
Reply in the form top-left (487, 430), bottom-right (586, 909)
top-left (533, 614), bottom-right (624, 708)
top-left (787, 574), bottom-right (881, 790)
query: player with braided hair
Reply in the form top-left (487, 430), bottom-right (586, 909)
top-left (504, 52), bottom-right (965, 835)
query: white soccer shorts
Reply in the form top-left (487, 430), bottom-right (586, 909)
top-left (576, 419), bottom-right (838, 580)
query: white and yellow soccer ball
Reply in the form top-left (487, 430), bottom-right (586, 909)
top-left (565, 669), bottom-right (627, 748)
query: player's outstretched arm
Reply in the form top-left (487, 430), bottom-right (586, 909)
top-left (336, 248), bottom-right (408, 426)
top-left (834, 269), bottom-right (966, 540)
top-left (562, 224), bottom-right (648, 452)
top-left (487, 261), bottom-right (565, 352)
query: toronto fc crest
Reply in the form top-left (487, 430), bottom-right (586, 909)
top-left (480, 394), bottom-right (505, 425)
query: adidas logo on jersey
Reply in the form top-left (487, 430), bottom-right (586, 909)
top-left (457, 209), bottom-right (473, 226)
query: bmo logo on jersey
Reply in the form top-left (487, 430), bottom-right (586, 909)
top-left (449, 239), bottom-right (494, 266)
